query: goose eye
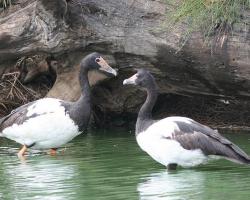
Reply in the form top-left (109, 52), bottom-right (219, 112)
top-left (95, 58), bottom-right (100, 62)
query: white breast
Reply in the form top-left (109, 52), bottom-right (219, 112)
top-left (136, 117), bottom-right (208, 167)
top-left (26, 98), bottom-right (66, 117)
top-left (2, 98), bottom-right (80, 149)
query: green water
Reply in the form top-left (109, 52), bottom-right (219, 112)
top-left (0, 130), bottom-right (250, 200)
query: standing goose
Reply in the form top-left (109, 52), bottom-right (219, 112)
top-left (123, 69), bottom-right (250, 170)
top-left (0, 52), bottom-right (117, 158)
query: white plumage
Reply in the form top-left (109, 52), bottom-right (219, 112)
top-left (1, 98), bottom-right (80, 149)
top-left (0, 53), bottom-right (117, 157)
top-left (123, 69), bottom-right (250, 169)
top-left (136, 117), bottom-right (208, 167)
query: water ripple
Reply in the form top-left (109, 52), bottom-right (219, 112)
top-left (0, 131), bottom-right (249, 200)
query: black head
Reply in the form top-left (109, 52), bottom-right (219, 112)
top-left (123, 69), bottom-right (156, 89)
top-left (80, 52), bottom-right (117, 76)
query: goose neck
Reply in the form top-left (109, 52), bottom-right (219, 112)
top-left (138, 87), bottom-right (158, 120)
top-left (79, 67), bottom-right (90, 100)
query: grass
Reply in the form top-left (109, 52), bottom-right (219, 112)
top-left (165, 0), bottom-right (250, 46)
top-left (0, 0), bottom-right (12, 9)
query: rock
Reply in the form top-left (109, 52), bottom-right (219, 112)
top-left (0, 0), bottom-right (250, 128)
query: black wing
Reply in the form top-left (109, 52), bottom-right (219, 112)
top-left (0, 101), bottom-right (35, 132)
top-left (0, 99), bottom-right (72, 132)
top-left (171, 119), bottom-right (250, 164)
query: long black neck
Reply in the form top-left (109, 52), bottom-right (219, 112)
top-left (70, 66), bottom-right (91, 131)
top-left (78, 67), bottom-right (91, 103)
top-left (136, 83), bottom-right (158, 134)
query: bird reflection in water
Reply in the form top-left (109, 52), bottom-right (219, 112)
top-left (0, 157), bottom-right (79, 199)
top-left (137, 170), bottom-right (204, 200)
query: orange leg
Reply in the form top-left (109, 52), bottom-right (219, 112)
top-left (17, 145), bottom-right (27, 158)
top-left (49, 148), bottom-right (57, 156)
top-left (61, 147), bottom-right (67, 155)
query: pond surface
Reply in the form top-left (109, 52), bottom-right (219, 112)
top-left (0, 130), bottom-right (250, 200)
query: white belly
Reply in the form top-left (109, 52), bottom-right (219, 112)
top-left (136, 132), bottom-right (208, 167)
top-left (2, 112), bottom-right (80, 149)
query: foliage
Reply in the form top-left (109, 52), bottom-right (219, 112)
top-left (165, 0), bottom-right (250, 45)
top-left (0, 0), bottom-right (12, 9)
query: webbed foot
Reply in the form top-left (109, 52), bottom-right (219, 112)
top-left (49, 148), bottom-right (57, 156)
top-left (17, 145), bottom-right (27, 159)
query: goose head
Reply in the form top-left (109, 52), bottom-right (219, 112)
top-left (123, 69), bottom-right (156, 89)
top-left (81, 52), bottom-right (117, 76)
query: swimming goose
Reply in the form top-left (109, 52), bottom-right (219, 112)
top-left (0, 52), bottom-right (117, 158)
top-left (123, 69), bottom-right (250, 170)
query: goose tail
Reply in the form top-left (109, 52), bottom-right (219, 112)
top-left (225, 144), bottom-right (250, 165)
top-left (226, 156), bottom-right (250, 165)
top-left (236, 156), bottom-right (250, 165)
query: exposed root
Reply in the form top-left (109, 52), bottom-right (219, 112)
top-left (0, 53), bottom-right (57, 117)
top-left (0, 72), bottom-right (37, 116)
top-left (0, 69), bottom-right (50, 117)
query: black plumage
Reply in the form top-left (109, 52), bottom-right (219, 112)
top-left (123, 69), bottom-right (250, 169)
top-left (0, 52), bottom-right (117, 157)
